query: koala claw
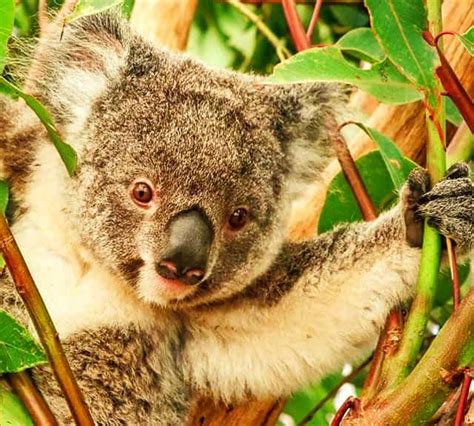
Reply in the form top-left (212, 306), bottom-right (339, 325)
top-left (416, 163), bottom-right (473, 252)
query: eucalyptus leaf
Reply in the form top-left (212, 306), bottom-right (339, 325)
top-left (457, 27), bottom-right (473, 56)
top-left (0, 381), bottom-right (33, 426)
top-left (267, 46), bottom-right (421, 105)
top-left (0, 181), bottom-right (7, 269)
top-left (0, 77), bottom-right (77, 177)
top-left (336, 28), bottom-right (385, 63)
top-left (365, 0), bottom-right (439, 105)
top-left (348, 122), bottom-right (412, 189)
top-left (0, 310), bottom-right (47, 374)
top-left (318, 151), bottom-right (416, 234)
top-left (0, 181), bottom-right (8, 215)
top-left (66, 0), bottom-right (123, 23)
top-left (0, 0), bottom-right (15, 74)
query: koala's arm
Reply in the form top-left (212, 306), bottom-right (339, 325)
top-left (265, 165), bottom-right (472, 378)
top-left (194, 165), bottom-right (472, 401)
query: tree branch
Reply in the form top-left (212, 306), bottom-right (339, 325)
top-left (0, 214), bottom-right (93, 425)
top-left (281, 0), bottom-right (311, 51)
top-left (344, 288), bottom-right (474, 425)
top-left (227, 0), bottom-right (292, 61)
top-left (6, 371), bottom-right (58, 426)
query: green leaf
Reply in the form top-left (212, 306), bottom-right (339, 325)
top-left (0, 78), bottom-right (77, 177)
top-left (0, 310), bottom-right (47, 374)
top-left (0, 0), bottom-right (15, 74)
top-left (457, 27), bottom-right (473, 56)
top-left (0, 381), bottom-right (33, 426)
top-left (329, 5), bottom-right (369, 29)
top-left (336, 28), bottom-right (385, 63)
top-left (0, 181), bottom-right (8, 269)
top-left (446, 97), bottom-right (463, 127)
top-left (267, 46), bottom-right (421, 105)
top-left (349, 122), bottom-right (413, 190)
top-left (365, 0), bottom-right (439, 104)
top-left (66, 0), bottom-right (123, 23)
top-left (318, 151), bottom-right (416, 234)
top-left (0, 181), bottom-right (8, 215)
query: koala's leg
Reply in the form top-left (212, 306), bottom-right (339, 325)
top-left (32, 325), bottom-right (190, 426)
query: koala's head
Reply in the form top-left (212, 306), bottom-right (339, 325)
top-left (31, 13), bottom-right (340, 308)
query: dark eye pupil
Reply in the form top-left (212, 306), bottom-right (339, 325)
top-left (229, 208), bottom-right (248, 229)
top-left (133, 183), bottom-right (152, 203)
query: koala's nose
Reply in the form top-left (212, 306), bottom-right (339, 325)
top-left (156, 209), bottom-right (213, 286)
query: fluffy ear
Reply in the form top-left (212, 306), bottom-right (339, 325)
top-left (267, 83), bottom-right (347, 200)
top-left (26, 12), bottom-right (129, 127)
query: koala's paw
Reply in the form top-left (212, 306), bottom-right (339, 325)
top-left (402, 163), bottom-right (473, 250)
top-left (417, 163), bottom-right (473, 252)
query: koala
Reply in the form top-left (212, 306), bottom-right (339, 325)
top-left (0, 12), bottom-right (472, 425)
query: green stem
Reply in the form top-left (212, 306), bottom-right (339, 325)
top-left (226, 0), bottom-right (292, 61)
top-left (380, 0), bottom-right (446, 389)
top-left (346, 288), bottom-right (474, 425)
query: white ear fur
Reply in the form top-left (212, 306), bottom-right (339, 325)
top-left (28, 13), bottom-right (128, 130)
top-left (271, 83), bottom-right (347, 200)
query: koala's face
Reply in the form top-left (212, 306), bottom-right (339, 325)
top-left (74, 66), bottom-right (293, 307)
top-left (40, 14), bottom-right (336, 308)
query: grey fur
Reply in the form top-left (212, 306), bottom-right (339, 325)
top-left (0, 12), bottom-right (472, 424)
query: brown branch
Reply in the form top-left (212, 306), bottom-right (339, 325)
top-left (455, 369), bottom-right (473, 426)
top-left (332, 397), bottom-right (358, 426)
top-left (446, 238), bottom-right (460, 311)
top-left (306, 0), bottom-right (323, 40)
top-left (423, 31), bottom-right (474, 133)
top-left (362, 309), bottom-right (403, 399)
top-left (0, 215), bottom-right (94, 425)
top-left (343, 288), bottom-right (474, 425)
top-left (299, 357), bottom-right (371, 425)
top-left (328, 121), bottom-right (377, 221)
top-left (6, 371), bottom-right (58, 426)
top-left (281, 0), bottom-right (311, 51)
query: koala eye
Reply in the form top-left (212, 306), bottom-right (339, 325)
top-left (131, 181), bottom-right (153, 206)
top-left (228, 207), bottom-right (249, 231)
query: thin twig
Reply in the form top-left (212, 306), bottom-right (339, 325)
top-left (306, 0), bottom-right (323, 40)
top-left (0, 214), bottom-right (94, 425)
top-left (227, 0), bottom-right (292, 61)
top-left (423, 31), bottom-right (474, 133)
top-left (362, 309), bottom-right (402, 399)
top-left (281, 0), bottom-right (311, 51)
top-left (331, 396), bottom-right (358, 426)
top-left (299, 357), bottom-right (371, 425)
top-left (6, 371), bottom-right (58, 426)
top-left (455, 369), bottom-right (473, 426)
top-left (446, 238), bottom-right (460, 310)
top-left (327, 120), bottom-right (377, 221)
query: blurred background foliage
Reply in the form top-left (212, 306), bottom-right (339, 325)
top-left (4, 1), bottom-right (471, 425)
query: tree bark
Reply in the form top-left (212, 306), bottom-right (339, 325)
top-left (130, 0), bottom-right (198, 50)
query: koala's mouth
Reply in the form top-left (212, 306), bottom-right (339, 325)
top-left (154, 274), bottom-right (199, 300)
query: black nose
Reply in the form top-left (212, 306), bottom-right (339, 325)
top-left (156, 209), bottom-right (213, 286)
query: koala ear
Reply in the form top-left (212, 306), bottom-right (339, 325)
top-left (266, 83), bottom-right (347, 199)
top-left (27, 12), bottom-right (128, 127)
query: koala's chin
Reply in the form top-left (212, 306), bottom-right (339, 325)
top-left (136, 262), bottom-right (199, 306)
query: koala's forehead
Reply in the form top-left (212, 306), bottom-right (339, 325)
top-left (87, 68), bottom-right (284, 187)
